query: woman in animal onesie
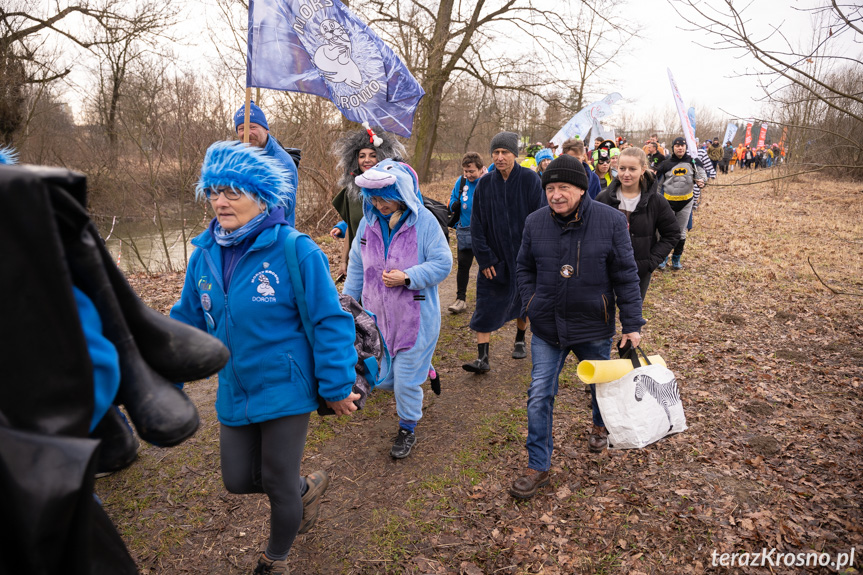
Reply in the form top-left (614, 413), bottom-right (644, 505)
top-left (330, 126), bottom-right (407, 278)
top-left (343, 160), bottom-right (452, 459)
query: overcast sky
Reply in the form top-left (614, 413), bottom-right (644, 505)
top-left (606, 0), bottom-right (854, 125)
top-left (56, 0), bottom-right (857, 134)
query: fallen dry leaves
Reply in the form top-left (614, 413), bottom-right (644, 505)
top-left (101, 171), bottom-right (861, 574)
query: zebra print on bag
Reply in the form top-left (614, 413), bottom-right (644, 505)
top-left (633, 374), bottom-right (682, 431)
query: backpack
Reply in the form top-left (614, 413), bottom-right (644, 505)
top-left (446, 176), bottom-right (464, 228)
top-left (275, 139), bottom-right (302, 167)
top-left (282, 228), bottom-right (388, 416)
top-left (422, 196), bottom-right (451, 241)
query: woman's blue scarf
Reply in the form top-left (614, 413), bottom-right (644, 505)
top-left (212, 211), bottom-right (268, 246)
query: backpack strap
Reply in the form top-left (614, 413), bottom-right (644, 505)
top-left (282, 227), bottom-right (315, 347)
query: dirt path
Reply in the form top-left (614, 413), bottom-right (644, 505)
top-left (99, 172), bottom-right (863, 574)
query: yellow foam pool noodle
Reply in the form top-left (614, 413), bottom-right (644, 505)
top-left (577, 356), bottom-right (667, 384)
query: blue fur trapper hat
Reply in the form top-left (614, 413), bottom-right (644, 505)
top-left (195, 141), bottom-right (292, 210)
top-left (233, 101), bottom-right (269, 131)
top-left (0, 146), bottom-right (18, 165)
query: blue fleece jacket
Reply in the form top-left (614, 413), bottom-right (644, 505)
top-left (448, 176), bottom-right (479, 229)
top-left (170, 223), bottom-right (357, 426)
top-left (263, 135), bottom-right (299, 227)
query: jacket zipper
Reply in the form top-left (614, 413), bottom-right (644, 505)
top-left (576, 240), bottom-right (581, 277)
top-left (206, 233), bottom-right (272, 424)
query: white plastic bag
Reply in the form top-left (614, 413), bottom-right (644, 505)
top-left (595, 348), bottom-right (687, 449)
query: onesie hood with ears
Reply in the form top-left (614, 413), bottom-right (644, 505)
top-left (355, 159), bottom-right (422, 223)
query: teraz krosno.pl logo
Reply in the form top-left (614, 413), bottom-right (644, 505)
top-left (712, 548), bottom-right (855, 569)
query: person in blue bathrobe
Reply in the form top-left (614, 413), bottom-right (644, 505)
top-left (463, 132), bottom-right (546, 373)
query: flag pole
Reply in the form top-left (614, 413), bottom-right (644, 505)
top-left (243, 87), bottom-right (252, 144)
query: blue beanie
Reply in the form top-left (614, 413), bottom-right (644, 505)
top-left (196, 141), bottom-right (291, 210)
top-left (233, 101), bottom-right (269, 132)
top-left (535, 148), bottom-right (554, 164)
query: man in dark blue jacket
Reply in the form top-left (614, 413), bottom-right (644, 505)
top-left (510, 154), bottom-right (645, 500)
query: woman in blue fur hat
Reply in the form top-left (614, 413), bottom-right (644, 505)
top-left (343, 160), bottom-right (452, 459)
top-left (170, 141), bottom-right (360, 575)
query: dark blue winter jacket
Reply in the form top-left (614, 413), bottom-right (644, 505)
top-left (516, 192), bottom-right (645, 348)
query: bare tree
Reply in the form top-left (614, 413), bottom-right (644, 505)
top-left (358, 0), bottom-right (635, 182)
top-left (669, 0), bottom-right (863, 178)
top-left (87, 0), bottom-right (182, 149)
top-left (0, 0), bottom-right (130, 142)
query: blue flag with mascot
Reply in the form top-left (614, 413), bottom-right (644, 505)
top-left (247, 0), bottom-right (425, 137)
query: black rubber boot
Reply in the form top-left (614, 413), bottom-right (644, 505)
top-left (58, 207), bottom-right (200, 447)
top-left (462, 343), bottom-right (490, 373)
top-left (85, 223), bottom-right (229, 382)
top-left (92, 407), bottom-right (139, 475)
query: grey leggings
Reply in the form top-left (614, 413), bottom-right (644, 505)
top-left (220, 413), bottom-right (310, 560)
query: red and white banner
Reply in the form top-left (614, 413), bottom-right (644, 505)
top-left (667, 68), bottom-right (696, 157)
top-left (757, 123), bottom-right (768, 148)
top-left (744, 120), bottom-right (753, 147)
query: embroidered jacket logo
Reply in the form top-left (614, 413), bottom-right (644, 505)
top-left (251, 269), bottom-right (280, 302)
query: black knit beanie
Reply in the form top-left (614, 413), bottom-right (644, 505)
top-left (489, 131), bottom-right (519, 156)
top-left (541, 154), bottom-right (588, 191)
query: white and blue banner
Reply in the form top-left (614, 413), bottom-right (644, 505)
top-left (722, 122), bottom-right (738, 145)
top-left (668, 68), bottom-right (696, 157)
top-left (549, 92), bottom-right (622, 153)
top-left (246, 0), bottom-right (425, 137)
top-left (687, 106), bottom-right (696, 138)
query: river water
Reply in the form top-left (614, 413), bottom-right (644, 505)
top-left (100, 217), bottom-right (209, 274)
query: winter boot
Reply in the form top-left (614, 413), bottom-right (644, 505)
top-left (462, 343), bottom-right (490, 373)
top-left (85, 222), bottom-right (229, 382)
top-left (57, 205), bottom-right (200, 447)
top-left (671, 255), bottom-right (683, 270)
top-left (657, 257), bottom-right (667, 270)
top-left (92, 406), bottom-right (139, 476)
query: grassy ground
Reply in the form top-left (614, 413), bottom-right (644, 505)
top-left (101, 169), bottom-right (863, 574)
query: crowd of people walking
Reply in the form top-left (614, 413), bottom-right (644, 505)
top-left (168, 105), bottom-right (781, 571)
top-left (1, 98), bottom-right (788, 574)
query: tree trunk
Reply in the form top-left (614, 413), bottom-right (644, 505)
top-left (412, 0), bottom-right (453, 183)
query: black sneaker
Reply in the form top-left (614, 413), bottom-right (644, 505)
top-left (512, 341), bottom-right (526, 359)
top-left (390, 428), bottom-right (416, 459)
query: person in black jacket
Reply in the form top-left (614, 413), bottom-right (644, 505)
top-left (509, 155), bottom-right (645, 500)
top-left (595, 147), bottom-right (680, 302)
